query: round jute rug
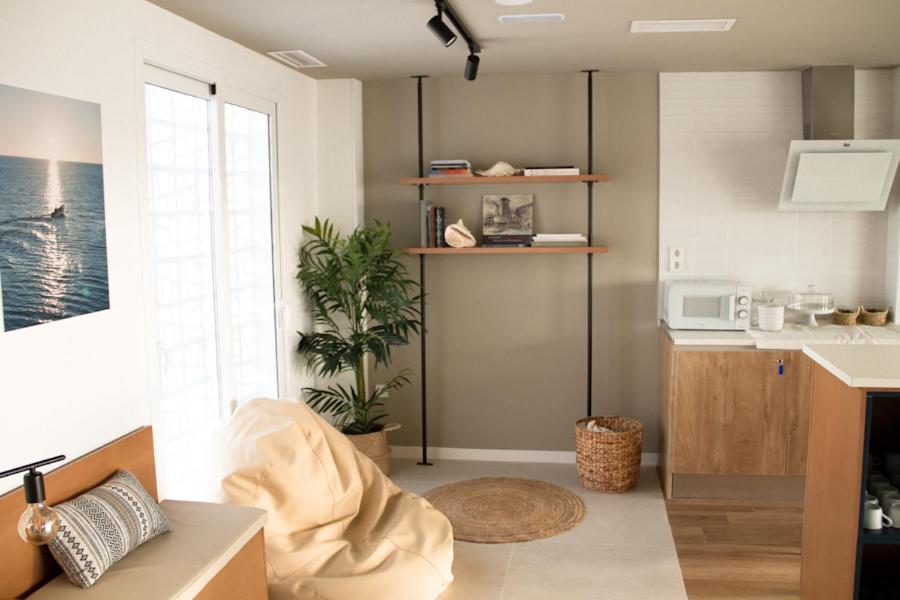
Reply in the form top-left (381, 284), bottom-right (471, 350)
top-left (424, 477), bottom-right (586, 543)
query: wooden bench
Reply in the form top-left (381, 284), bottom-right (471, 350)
top-left (0, 428), bottom-right (268, 600)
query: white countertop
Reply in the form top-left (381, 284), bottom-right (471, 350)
top-left (802, 345), bottom-right (900, 389)
top-left (664, 323), bottom-right (900, 350)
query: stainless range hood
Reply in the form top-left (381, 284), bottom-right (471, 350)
top-left (778, 66), bottom-right (900, 212)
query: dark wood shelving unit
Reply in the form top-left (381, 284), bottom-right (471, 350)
top-left (408, 71), bottom-right (606, 466)
top-left (855, 391), bottom-right (900, 598)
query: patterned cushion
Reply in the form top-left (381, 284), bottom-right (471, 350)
top-left (48, 470), bottom-right (172, 589)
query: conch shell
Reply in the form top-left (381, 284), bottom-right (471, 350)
top-left (445, 219), bottom-right (476, 248)
top-left (475, 161), bottom-right (520, 177)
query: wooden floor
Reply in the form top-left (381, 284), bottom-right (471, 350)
top-left (665, 499), bottom-right (803, 600)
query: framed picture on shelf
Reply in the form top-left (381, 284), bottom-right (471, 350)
top-left (482, 194), bottom-right (533, 236)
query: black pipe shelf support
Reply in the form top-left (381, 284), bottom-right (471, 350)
top-left (413, 75), bottom-right (432, 466)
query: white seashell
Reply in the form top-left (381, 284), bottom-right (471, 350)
top-left (444, 219), bottom-right (476, 248)
top-left (475, 161), bottom-right (520, 177)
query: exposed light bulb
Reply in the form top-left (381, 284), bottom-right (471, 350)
top-left (18, 502), bottom-right (60, 545)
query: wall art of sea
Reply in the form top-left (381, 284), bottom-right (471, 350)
top-left (0, 154), bottom-right (110, 332)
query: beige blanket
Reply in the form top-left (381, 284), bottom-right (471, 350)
top-left (221, 399), bottom-right (454, 600)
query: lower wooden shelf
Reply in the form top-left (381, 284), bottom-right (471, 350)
top-left (402, 246), bottom-right (609, 255)
top-left (860, 527), bottom-right (900, 545)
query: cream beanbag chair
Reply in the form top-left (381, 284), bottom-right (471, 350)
top-left (221, 398), bottom-right (454, 600)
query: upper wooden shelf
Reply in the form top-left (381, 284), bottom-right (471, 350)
top-left (400, 174), bottom-right (609, 186)
top-left (403, 246), bottom-right (609, 255)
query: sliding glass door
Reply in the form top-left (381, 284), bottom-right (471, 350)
top-left (223, 102), bottom-right (279, 404)
top-left (143, 69), bottom-right (280, 499)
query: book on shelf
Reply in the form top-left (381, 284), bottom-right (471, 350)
top-left (483, 234), bottom-right (532, 247)
top-left (429, 159), bottom-right (472, 177)
top-left (419, 201), bottom-right (432, 247)
top-left (532, 233), bottom-right (588, 247)
top-left (420, 203), bottom-right (447, 248)
top-left (523, 166), bottom-right (580, 176)
top-left (431, 159), bottom-right (471, 166)
top-left (428, 168), bottom-right (472, 177)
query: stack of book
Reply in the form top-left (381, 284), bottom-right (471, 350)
top-left (420, 203), bottom-right (447, 247)
top-left (523, 165), bottom-right (580, 176)
top-left (483, 234), bottom-right (531, 248)
top-left (429, 159), bottom-right (472, 177)
top-left (532, 233), bottom-right (588, 247)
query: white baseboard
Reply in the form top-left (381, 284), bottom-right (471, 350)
top-left (391, 445), bottom-right (658, 466)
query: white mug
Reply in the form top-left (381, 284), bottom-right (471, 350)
top-left (877, 486), bottom-right (900, 505)
top-left (869, 476), bottom-right (892, 495)
top-left (889, 471), bottom-right (900, 488)
top-left (888, 504), bottom-right (900, 529)
top-left (881, 491), bottom-right (900, 508)
top-left (758, 305), bottom-right (785, 332)
top-left (864, 504), bottom-right (893, 530)
top-left (884, 497), bottom-right (900, 526)
top-left (883, 495), bottom-right (900, 511)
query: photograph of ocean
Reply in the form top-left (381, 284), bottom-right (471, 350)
top-left (0, 83), bottom-right (109, 332)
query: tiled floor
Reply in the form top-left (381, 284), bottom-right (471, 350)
top-left (390, 459), bottom-right (688, 600)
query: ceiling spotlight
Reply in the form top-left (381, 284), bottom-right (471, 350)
top-left (464, 52), bottom-right (480, 81)
top-left (427, 3), bottom-right (457, 47)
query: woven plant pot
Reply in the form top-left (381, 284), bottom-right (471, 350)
top-left (347, 423), bottom-right (400, 475)
top-left (575, 416), bottom-right (643, 493)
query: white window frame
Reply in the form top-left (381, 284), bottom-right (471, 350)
top-left (135, 54), bottom-right (287, 435)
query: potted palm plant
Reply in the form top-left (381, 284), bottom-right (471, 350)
top-left (296, 218), bottom-right (421, 474)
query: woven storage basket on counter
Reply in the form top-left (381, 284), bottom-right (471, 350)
top-left (575, 416), bottom-right (643, 493)
top-left (833, 306), bottom-right (860, 326)
top-left (860, 306), bottom-right (889, 326)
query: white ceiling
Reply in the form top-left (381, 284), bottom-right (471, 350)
top-left (147, 0), bottom-right (900, 80)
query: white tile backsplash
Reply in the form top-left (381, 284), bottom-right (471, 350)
top-left (659, 70), bottom-right (894, 312)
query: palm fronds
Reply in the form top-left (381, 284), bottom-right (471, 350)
top-left (296, 218), bottom-right (421, 434)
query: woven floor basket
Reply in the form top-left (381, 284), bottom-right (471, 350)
top-left (575, 416), bottom-right (643, 493)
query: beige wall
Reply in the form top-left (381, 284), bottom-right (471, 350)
top-left (363, 72), bottom-right (659, 452)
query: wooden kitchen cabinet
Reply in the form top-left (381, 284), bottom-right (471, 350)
top-left (658, 330), bottom-right (813, 499)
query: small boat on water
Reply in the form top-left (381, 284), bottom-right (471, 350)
top-left (50, 205), bottom-right (65, 219)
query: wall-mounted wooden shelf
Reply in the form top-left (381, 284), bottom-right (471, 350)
top-left (400, 174), bottom-right (609, 186)
top-left (403, 246), bottom-right (609, 255)
top-left (407, 72), bottom-right (606, 466)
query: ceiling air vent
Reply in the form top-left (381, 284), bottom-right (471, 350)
top-left (266, 49), bottom-right (326, 69)
top-left (630, 19), bottom-right (736, 33)
top-left (498, 13), bottom-right (565, 24)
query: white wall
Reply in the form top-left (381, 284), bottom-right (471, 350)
top-left (0, 0), bottom-right (358, 494)
top-left (659, 71), bottom-right (892, 310)
top-left (316, 79), bottom-right (365, 233)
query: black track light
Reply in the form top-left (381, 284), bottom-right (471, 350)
top-left (464, 52), bottom-right (480, 81)
top-left (427, 13), bottom-right (457, 47)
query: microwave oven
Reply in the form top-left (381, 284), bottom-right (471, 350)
top-left (663, 281), bottom-right (752, 330)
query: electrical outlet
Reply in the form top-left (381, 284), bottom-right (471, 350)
top-left (668, 247), bottom-right (685, 273)
top-left (375, 384), bottom-right (388, 398)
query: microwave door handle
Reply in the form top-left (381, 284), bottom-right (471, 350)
top-left (726, 294), bottom-right (736, 320)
